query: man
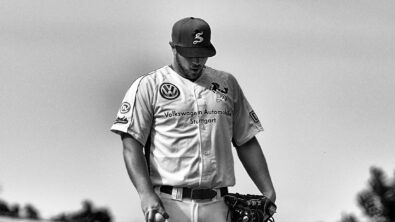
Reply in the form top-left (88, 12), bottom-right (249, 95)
top-left (111, 17), bottom-right (276, 222)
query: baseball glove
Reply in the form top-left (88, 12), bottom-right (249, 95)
top-left (224, 193), bottom-right (277, 222)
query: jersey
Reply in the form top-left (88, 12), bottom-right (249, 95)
top-left (111, 65), bottom-right (263, 188)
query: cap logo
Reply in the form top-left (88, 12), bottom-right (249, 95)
top-left (160, 83), bottom-right (180, 100)
top-left (193, 32), bottom-right (204, 44)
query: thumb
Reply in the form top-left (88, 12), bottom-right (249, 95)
top-left (157, 199), bottom-right (169, 219)
top-left (157, 209), bottom-right (169, 219)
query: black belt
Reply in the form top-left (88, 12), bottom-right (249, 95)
top-left (159, 185), bottom-right (228, 200)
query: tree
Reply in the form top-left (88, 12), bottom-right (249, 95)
top-left (51, 199), bottom-right (112, 222)
top-left (24, 204), bottom-right (40, 220)
top-left (341, 167), bottom-right (395, 222)
top-left (340, 214), bottom-right (359, 222)
top-left (1, 191), bottom-right (112, 221)
top-left (0, 199), bottom-right (11, 216)
top-left (9, 204), bottom-right (20, 218)
top-left (0, 199), bottom-right (19, 218)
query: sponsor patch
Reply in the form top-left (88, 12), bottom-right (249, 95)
top-left (114, 116), bottom-right (128, 124)
top-left (120, 102), bottom-right (131, 114)
top-left (210, 82), bottom-right (228, 94)
top-left (160, 83), bottom-right (180, 100)
top-left (249, 111), bottom-right (260, 123)
top-left (210, 82), bottom-right (229, 102)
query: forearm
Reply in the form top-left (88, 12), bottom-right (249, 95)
top-left (236, 137), bottom-right (276, 202)
top-left (122, 134), bottom-right (155, 197)
top-left (121, 134), bottom-right (169, 219)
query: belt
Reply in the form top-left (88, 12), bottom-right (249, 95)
top-left (159, 185), bottom-right (228, 200)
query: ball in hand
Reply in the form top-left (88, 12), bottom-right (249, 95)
top-left (154, 212), bottom-right (165, 222)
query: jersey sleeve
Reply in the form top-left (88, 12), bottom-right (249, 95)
top-left (231, 75), bottom-right (264, 147)
top-left (110, 76), bottom-right (154, 145)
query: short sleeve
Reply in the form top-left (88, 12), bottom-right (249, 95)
top-left (231, 76), bottom-right (264, 147)
top-left (110, 76), bottom-right (154, 145)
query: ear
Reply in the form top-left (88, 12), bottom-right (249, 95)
top-left (169, 42), bottom-right (177, 55)
top-left (169, 41), bottom-right (176, 48)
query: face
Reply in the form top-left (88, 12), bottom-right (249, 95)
top-left (172, 50), bottom-right (208, 81)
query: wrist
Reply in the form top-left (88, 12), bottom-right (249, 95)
top-left (137, 186), bottom-right (156, 199)
top-left (262, 191), bottom-right (276, 202)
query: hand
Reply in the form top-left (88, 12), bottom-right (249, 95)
top-left (146, 210), bottom-right (168, 222)
top-left (263, 196), bottom-right (277, 215)
top-left (154, 212), bottom-right (166, 222)
top-left (141, 192), bottom-right (169, 222)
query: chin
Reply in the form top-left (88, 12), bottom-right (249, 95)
top-left (191, 69), bottom-right (202, 74)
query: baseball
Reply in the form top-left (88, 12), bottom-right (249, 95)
top-left (154, 212), bottom-right (165, 222)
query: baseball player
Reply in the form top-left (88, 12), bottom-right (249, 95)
top-left (111, 17), bottom-right (276, 222)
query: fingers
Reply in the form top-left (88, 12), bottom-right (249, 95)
top-left (141, 192), bottom-right (169, 222)
top-left (157, 210), bottom-right (169, 220)
top-left (144, 208), bottom-right (157, 222)
top-left (161, 212), bottom-right (170, 219)
top-left (145, 208), bottom-right (169, 222)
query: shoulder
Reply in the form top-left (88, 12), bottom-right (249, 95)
top-left (204, 66), bottom-right (240, 86)
top-left (132, 65), bottom-right (172, 89)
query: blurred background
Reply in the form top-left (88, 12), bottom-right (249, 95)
top-left (1, 0), bottom-right (394, 222)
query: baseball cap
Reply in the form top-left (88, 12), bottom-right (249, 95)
top-left (171, 17), bottom-right (216, 58)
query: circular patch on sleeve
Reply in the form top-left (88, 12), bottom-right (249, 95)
top-left (120, 102), bottom-right (131, 114)
top-left (159, 83), bottom-right (180, 100)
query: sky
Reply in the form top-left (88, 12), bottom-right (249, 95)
top-left (1, 0), bottom-right (394, 222)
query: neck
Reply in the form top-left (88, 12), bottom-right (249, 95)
top-left (171, 61), bottom-right (202, 82)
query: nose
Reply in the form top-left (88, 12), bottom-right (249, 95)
top-left (190, 57), bottom-right (204, 64)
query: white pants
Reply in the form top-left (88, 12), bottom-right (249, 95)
top-left (155, 187), bottom-right (231, 222)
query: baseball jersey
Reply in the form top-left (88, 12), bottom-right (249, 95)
top-left (111, 65), bottom-right (263, 189)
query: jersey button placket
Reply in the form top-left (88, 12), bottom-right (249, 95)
top-left (193, 85), bottom-right (204, 186)
top-left (198, 102), bottom-right (206, 130)
top-left (196, 86), bottom-right (213, 186)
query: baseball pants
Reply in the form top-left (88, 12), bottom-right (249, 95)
top-left (154, 187), bottom-right (231, 222)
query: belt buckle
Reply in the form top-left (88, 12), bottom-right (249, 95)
top-left (171, 187), bottom-right (183, 201)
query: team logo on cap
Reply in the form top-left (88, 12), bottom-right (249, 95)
top-left (160, 83), bottom-right (180, 100)
top-left (120, 102), bottom-right (131, 114)
top-left (193, 32), bottom-right (204, 44)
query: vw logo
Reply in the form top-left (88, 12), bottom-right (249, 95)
top-left (160, 83), bottom-right (180, 100)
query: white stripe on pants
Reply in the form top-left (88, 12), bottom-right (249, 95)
top-left (155, 187), bottom-right (231, 222)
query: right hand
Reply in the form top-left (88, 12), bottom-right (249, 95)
top-left (140, 192), bottom-right (169, 222)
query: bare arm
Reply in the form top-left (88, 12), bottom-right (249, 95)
top-left (236, 136), bottom-right (276, 202)
top-left (121, 133), bottom-right (168, 221)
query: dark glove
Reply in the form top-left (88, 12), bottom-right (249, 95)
top-left (224, 193), bottom-right (277, 222)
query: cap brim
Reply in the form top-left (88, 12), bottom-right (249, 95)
top-left (175, 45), bottom-right (216, 58)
